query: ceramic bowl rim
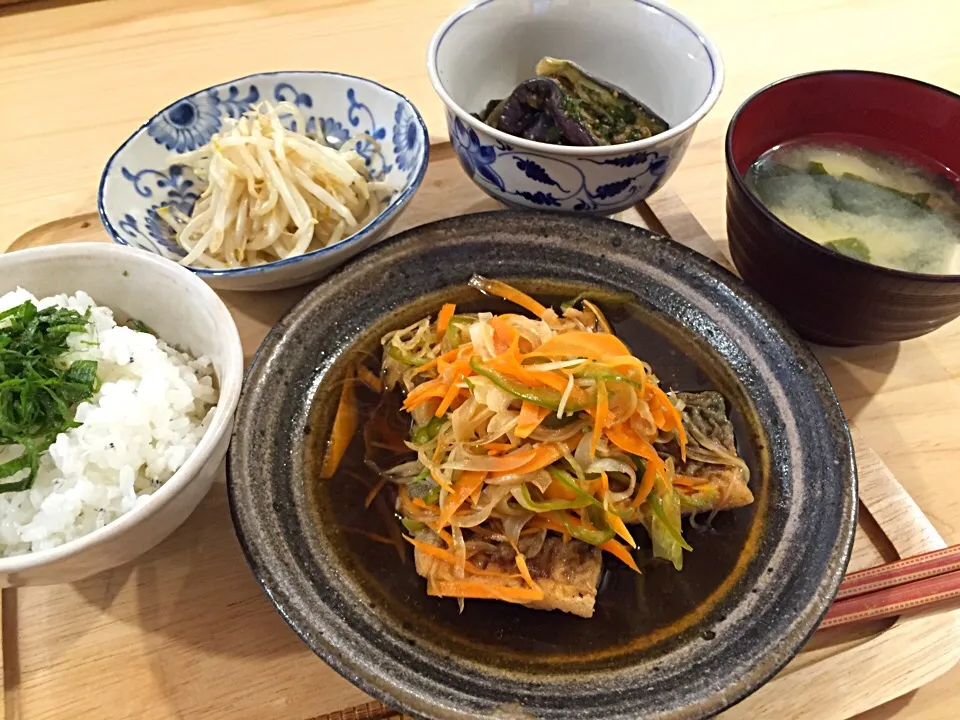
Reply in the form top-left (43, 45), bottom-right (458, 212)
top-left (725, 68), bottom-right (960, 284)
top-left (427, 0), bottom-right (725, 156)
top-left (0, 242), bottom-right (244, 574)
top-left (98, 70), bottom-right (431, 280)
top-left (227, 211), bottom-right (858, 719)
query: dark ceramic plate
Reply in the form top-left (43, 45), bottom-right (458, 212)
top-left (227, 211), bottom-right (857, 720)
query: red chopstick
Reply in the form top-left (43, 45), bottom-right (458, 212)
top-left (819, 545), bottom-right (960, 630)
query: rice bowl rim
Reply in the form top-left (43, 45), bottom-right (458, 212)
top-left (0, 242), bottom-right (244, 573)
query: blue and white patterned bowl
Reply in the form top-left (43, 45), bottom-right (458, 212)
top-left (427, 0), bottom-right (723, 215)
top-left (99, 71), bottom-right (429, 291)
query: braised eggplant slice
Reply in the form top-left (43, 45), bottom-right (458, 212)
top-left (474, 57), bottom-right (669, 146)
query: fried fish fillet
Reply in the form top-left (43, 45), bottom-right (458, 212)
top-left (413, 531), bottom-right (602, 618)
top-left (669, 391), bottom-right (754, 513)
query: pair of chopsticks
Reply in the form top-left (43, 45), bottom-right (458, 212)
top-left (818, 545), bottom-right (960, 630)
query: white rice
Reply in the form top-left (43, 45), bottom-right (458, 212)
top-left (0, 288), bottom-right (218, 557)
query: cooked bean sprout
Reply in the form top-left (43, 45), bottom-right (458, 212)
top-left (159, 101), bottom-right (397, 269)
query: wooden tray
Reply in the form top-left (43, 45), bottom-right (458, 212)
top-left (2, 144), bottom-right (958, 720)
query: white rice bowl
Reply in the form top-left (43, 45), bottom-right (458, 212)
top-left (0, 288), bottom-right (218, 557)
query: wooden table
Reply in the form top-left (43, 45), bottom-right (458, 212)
top-left (1, 1), bottom-right (958, 718)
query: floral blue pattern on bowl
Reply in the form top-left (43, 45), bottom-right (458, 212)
top-left (449, 115), bottom-right (685, 213)
top-left (99, 71), bottom-right (429, 291)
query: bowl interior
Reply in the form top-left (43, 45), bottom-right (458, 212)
top-left (228, 212), bottom-right (856, 720)
top-left (0, 245), bottom-right (233, 365)
top-left (434, 0), bottom-right (716, 126)
top-left (728, 71), bottom-right (960, 180)
top-left (99, 71), bottom-right (428, 275)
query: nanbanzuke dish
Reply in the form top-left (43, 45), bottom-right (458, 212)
top-left (320, 277), bottom-right (753, 619)
top-left (475, 58), bottom-right (669, 147)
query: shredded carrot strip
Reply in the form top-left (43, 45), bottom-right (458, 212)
top-left (411, 344), bottom-right (473, 378)
top-left (428, 580), bottom-right (545, 602)
top-left (650, 404), bottom-right (666, 428)
top-left (674, 474), bottom-right (707, 486)
top-left (403, 377), bottom-right (446, 407)
top-left (515, 553), bottom-right (542, 592)
top-left (437, 471), bottom-right (488, 528)
top-left (607, 355), bottom-right (648, 384)
top-left (364, 477), bottom-right (388, 509)
top-left (631, 454), bottom-right (659, 508)
top-left (489, 315), bottom-right (520, 354)
top-left (590, 379), bottom-right (608, 459)
top-left (543, 479), bottom-right (578, 502)
top-left (648, 384), bottom-right (688, 456)
top-left (356, 365), bottom-right (382, 393)
top-left (404, 536), bottom-right (518, 579)
top-left (606, 424), bottom-right (666, 473)
top-left (490, 438), bottom-right (576, 478)
top-left (473, 276), bottom-right (550, 320)
top-left (435, 378), bottom-right (463, 417)
top-left (485, 442), bottom-right (515, 455)
top-left (320, 367), bottom-right (358, 479)
top-left (405, 386), bottom-right (448, 411)
top-left (429, 466), bottom-right (453, 493)
top-left (488, 353), bottom-right (571, 394)
top-left (530, 331), bottom-right (631, 360)
top-left (516, 400), bottom-right (549, 438)
top-left (598, 470), bottom-right (609, 499)
top-left (605, 511), bottom-right (637, 549)
top-left (437, 303), bottom-right (456, 333)
top-left (599, 539), bottom-right (641, 573)
top-left (528, 515), bottom-right (569, 535)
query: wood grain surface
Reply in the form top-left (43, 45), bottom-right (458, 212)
top-left (2, 0), bottom-right (960, 718)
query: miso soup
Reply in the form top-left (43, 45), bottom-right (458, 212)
top-left (746, 137), bottom-right (960, 275)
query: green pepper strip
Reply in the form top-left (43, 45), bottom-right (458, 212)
top-left (677, 484), bottom-right (720, 512)
top-left (422, 485), bottom-right (441, 506)
top-left (444, 315), bottom-right (476, 348)
top-left (648, 492), bottom-right (693, 551)
top-left (387, 344), bottom-right (426, 367)
top-left (547, 467), bottom-right (602, 508)
top-left (401, 518), bottom-right (426, 533)
top-left (554, 509), bottom-right (615, 546)
top-left (519, 483), bottom-right (592, 512)
top-left (411, 415), bottom-right (445, 445)
top-left (469, 356), bottom-right (594, 412)
top-left (575, 362), bottom-right (643, 389)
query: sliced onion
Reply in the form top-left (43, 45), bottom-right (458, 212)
top-left (384, 459), bottom-right (423, 477)
top-left (521, 359), bottom-right (585, 372)
top-left (574, 432), bottom-right (592, 469)
top-left (519, 528), bottom-right (547, 558)
top-left (464, 540), bottom-right (498, 558)
top-left (485, 469), bottom-right (551, 490)
top-left (556, 372), bottom-right (574, 418)
top-left (442, 447), bottom-right (536, 472)
top-left (451, 400), bottom-right (491, 442)
top-left (450, 486), bottom-right (512, 528)
top-left (469, 314), bottom-right (496, 359)
top-left (588, 457), bottom-right (637, 502)
top-left (502, 512), bottom-right (534, 548)
top-left (451, 525), bottom-right (466, 579)
top-left (528, 418), bottom-right (588, 443)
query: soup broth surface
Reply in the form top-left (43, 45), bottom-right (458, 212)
top-left (746, 135), bottom-right (960, 275)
